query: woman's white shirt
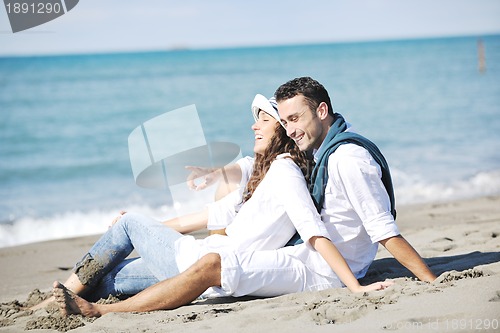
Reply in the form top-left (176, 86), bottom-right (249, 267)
top-left (174, 154), bottom-right (329, 273)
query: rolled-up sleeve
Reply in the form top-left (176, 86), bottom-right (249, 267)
top-left (206, 189), bottom-right (241, 230)
top-left (206, 156), bottom-right (254, 231)
top-left (332, 147), bottom-right (400, 243)
top-left (236, 156), bottom-right (254, 188)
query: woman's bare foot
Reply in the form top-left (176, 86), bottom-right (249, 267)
top-left (29, 295), bottom-right (56, 311)
top-left (52, 281), bottom-right (101, 317)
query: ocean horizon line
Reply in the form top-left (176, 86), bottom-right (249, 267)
top-left (1, 32), bottom-right (498, 59)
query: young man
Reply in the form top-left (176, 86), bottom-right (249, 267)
top-left (53, 78), bottom-right (435, 317)
top-left (273, 77), bottom-right (436, 282)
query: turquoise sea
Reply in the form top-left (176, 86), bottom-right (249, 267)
top-left (1, 35), bottom-right (499, 247)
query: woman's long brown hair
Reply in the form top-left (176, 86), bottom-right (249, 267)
top-left (242, 122), bottom-right (313, 203)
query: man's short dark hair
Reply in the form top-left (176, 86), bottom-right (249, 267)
top-left (275, 77), bottom-right (334, 117)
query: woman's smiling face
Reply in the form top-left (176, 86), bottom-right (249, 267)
top-left (251, 110), bottom-right (278, 155)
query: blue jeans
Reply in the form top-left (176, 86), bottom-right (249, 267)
top-left (73, 212), bottom-right (183, 300)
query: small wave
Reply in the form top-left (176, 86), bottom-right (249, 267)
top-left (1, 169), bottom-right (499, 248)
top-left (394, 169), bottom-right (500, 205)
top-left (0, 202), bottom-right (195, 249)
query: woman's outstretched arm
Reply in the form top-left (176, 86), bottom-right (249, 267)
top-left (110, 209), bottom-right (211, 235)
top-left (162, 208), bottom-right (211, 234)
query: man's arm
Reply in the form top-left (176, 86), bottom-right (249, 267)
top-left (379, 235), bottom-right (436, 282)
top-left (332, 149), bottom-right (436, 282)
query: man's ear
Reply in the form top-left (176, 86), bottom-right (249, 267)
top-left (316, 102), bottom-right (329, 120)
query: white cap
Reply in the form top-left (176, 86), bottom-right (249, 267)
top-left (251, 94), bottom-right (284, 127)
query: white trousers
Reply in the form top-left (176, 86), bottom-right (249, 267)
top-left (204, 247), bottom-right (343, 298)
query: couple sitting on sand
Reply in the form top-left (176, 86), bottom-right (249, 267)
top-left (34, 76), bottom-right (436, 317)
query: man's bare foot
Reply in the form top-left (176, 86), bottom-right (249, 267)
top-left (52, 281), bottom-right (101, 317)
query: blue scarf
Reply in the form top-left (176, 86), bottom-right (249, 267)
top-left (286, 113), bottom-right (396, 246)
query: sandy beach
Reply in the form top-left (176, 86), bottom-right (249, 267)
top-left (1, 195), bottom-right (499, 332)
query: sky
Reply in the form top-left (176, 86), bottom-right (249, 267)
top-left (1, 0), bottom-right (500, 56)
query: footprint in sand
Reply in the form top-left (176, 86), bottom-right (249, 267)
top-left (435, 268), bottom-right (489, 284)
top-left (429, 237), bottom-right (457, 253)
top-left (307, 285), bottom-right (406, 325)
top-left (489, 291), bottom-right (500, 302)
